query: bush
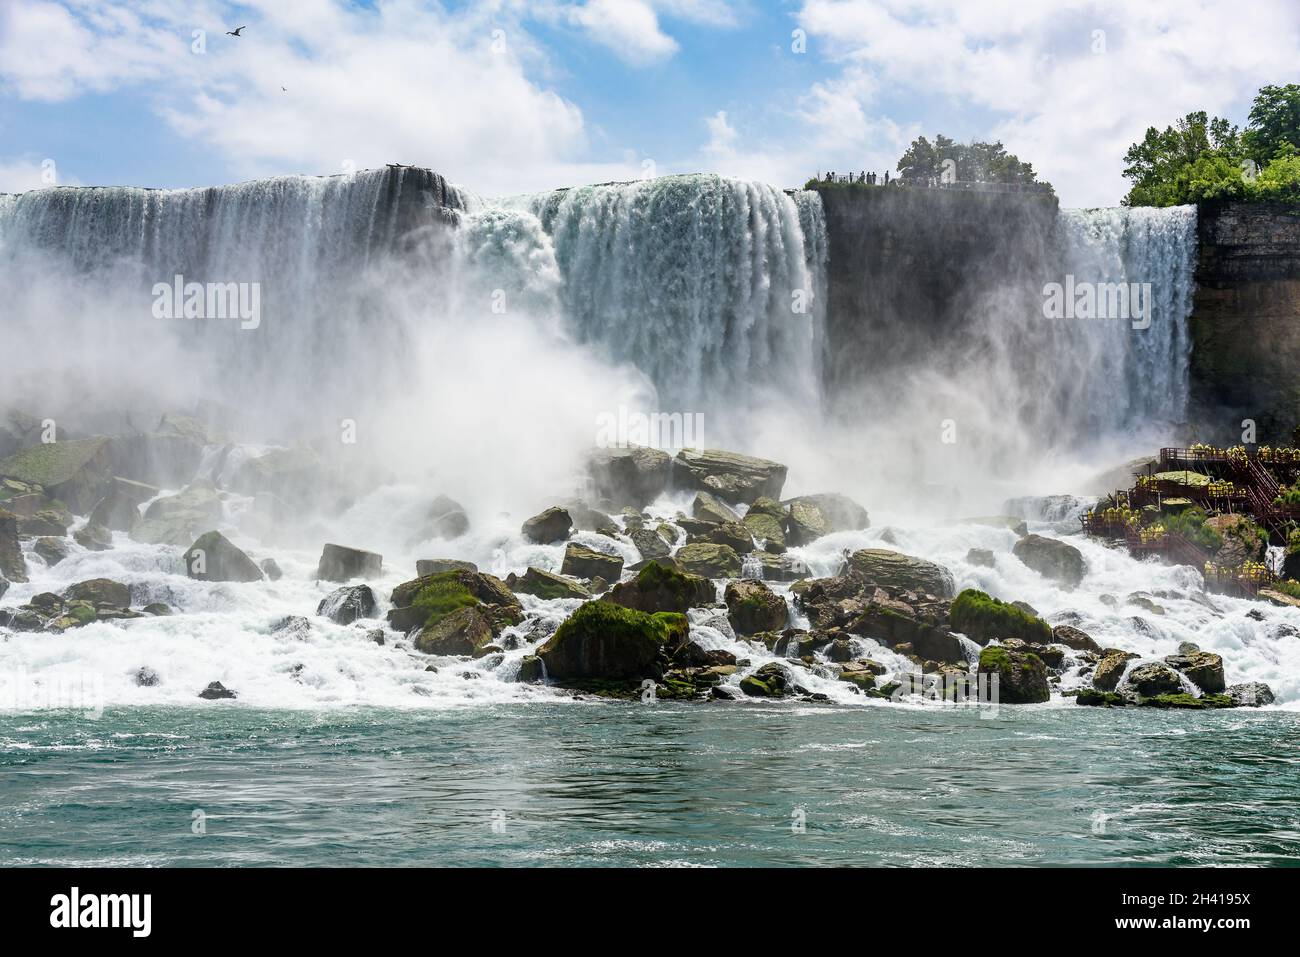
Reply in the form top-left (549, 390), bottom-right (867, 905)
top-left (1163, 506), bottom-right (1222, 552)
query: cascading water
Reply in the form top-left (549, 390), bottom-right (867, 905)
top-left (525, 175), bottom-right (828, 426)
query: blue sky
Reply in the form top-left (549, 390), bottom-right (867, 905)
top-left (1, 1), bottom-right (1296, 206)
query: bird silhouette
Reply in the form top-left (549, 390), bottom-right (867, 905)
top-left (226, 26), bottom-right (246, 37)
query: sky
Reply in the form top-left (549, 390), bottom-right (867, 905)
top-left (0, 0), bottom-right (1296, 207)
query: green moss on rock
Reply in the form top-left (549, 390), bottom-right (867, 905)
top-left (950, 589), bottom-right (1051, 645)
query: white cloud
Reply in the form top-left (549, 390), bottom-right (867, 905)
top-left (567, 0), bottom-right (680, 64)
top-left (782, 0), bottom-right (1300, 206)
top-left (0, 156), bottom-right (65, 191)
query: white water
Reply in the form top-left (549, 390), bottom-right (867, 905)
top-left (4, 170), bottom-right (1287, 714)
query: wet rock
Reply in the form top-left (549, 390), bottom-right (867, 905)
top-left (742, 497), bottom-right (786, 553)
top-left (316, 543), bottom-right (382, 582)
top-left (1093, 649), bottom-right (1139, 691)
top-left (47, 600), bottom-right (98, 632)
top-left (415, 605), bottom-right (497, 656)
top-left (564, 502), bottom-right (615, 532)
top-left (537, 600), bottom-right (688, 683)
top-left (271, 615), bottom-right (312, 637)
top-left (317, 584), bottom-right (377, 624)
top-left (33, 536), bottom-right (70, 566)
top-left (416, 558), bottom-right (478, 577)
top-left (630, 526), bottom-right (671, 562)
top-left (88, 477), bottom-right (157, 532)
top-left (692, 491), bottom-right (740, 526)
top-left (676, 542), bottom-right (742, 579)
top-left (133, 479), bottom-right (223, 546)
top-left (1012, 534), bottom-right (1085, 589)
top-left (672, 448), bottom-right (787, 505)
top-left (228, 445), bottom-right (322, 502)
top-left (506, 567), bottom-right (590, 601)
top-left (17, 505), bottom-right (74, 538)
top-left (387, 569), bottom-right (522, 637)
top-left (1125, 662), bottom-right (1184, 697)
top-left (134, 666), bottom-right (161, 687)
top-left (187, 531), bottom-right (265, 583)
top-left (260, 558), bottom-right (283, 581)
top-left (700, 521), bottom-right (753, 554)
top-left (1051, 625), bottom-right (1101, 653)
top-left (586, 446), bottom-right (672, 508)
top-left (0, 436), bottom-right (113, 512)
top-left (0, 506), bottom-right (28, 583)
top-left (949, 589), bottom-right (1051, 645)
top-left (606, 561), bottom-right (715, 615)
top-left (1225, 682), bottom-right (1274, 707)
top-left (1126, 592), bottom-right (1165, 615)
top-left (745, 551), bottom-right (810, 582)
top-left (842, 548), bottom-right (955, 598)
top-left (977, 645), bottom-right (1050, 704)
top-left (73, 522), bottom-right (114, 551)
top-left (64, 578), bottom-right (131, 609)
top-left (517, 654), bottom-right (544, 683)
top-left (783, 493), bottom-right (869, 545)
top-left (724, 579), bottom-right (787, 635)
top-left (560, 543), bottom-right (623, 581)
top-left (521, 506), bottom-right (572, 544)
top-left (143, 602), bottom-right (173, 616)
top-left (1075, 688), bottom-right (1127, 707)
top-left (422, 494), bottom-right (469, 540)
top-left (365, 628), bottom-right (386, 645)
top-left (1163, 651), bottom-right (1225, 693)
top-left (198, 681), bottom-right (236, 700)
top-left (966, 548), bottom-right (995, 568)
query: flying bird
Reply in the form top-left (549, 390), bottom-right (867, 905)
top-left (226, 26), bottom-right (246, 37)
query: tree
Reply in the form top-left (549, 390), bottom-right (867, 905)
top-left (894, 135), bottom-right (1051, 191)
top-left (1242, 83), bottom-right (1300, 165)
top-left (1122, 111), bottom-right (1241, 206)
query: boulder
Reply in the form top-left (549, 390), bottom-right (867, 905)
top-left (387, 569), bottom-right (521, 636)
top-left (843, 548), bottom-right (954, 598)
top-left (587, 446), bottom-right (672, 507)
top-left (416, 559), bottom-right (478, 577)
top-left (198, 681), bottom-right (236, 700)
top-left (133, 479), bottom-right (223, 546)
top-left (724, 579), bottom-right (788, 635)
top-left (108, 429), bottom-right (206, 488)
top-left (1125, 661), bottom-right (1184, 697)
top-left (977, 645), bottom-right (1050, 704)
top-left (744, 551), bottom-right (810, 582)
top-left (1013, 535), bottom-right (1085, 588)
top-left (260, 558), bottom-right (283, 581)
top-left (516, 655), bottom-right (544, 683)
top-left (606, 561), bottom-right (715, 615)
top-left (949, 589), bottom-right (1051, 645)
top-left (74, 522), bottom-right (114, 551)
top-left (701, 521), bottom-right (753, 554)
top-left (1092, 649), bottom-right (1139, 691)
top-left (134, 666), bottom-right (161, 687)
top-left (676, 542), bottom-right (742, 579)
top-left (0, 571), bottom-right (7, 600)
top-left (228, 445), bottom-right (323, 501)
top-left (673, 448), bottom-right (787, 505)
top-left (64, 578), bottom-right (131, 609)
top-left (1075, 688), bottom-right (1127, 707)
top-left (185, 531), bottom-right (265, 583)
top-left (560, 543), bottom-right (623, 581)
top-left (564, 502), bottom-right (615, 532)
top-left (143, 602), bottom-right (173, 616)
top-left (521, 506), bottom-right (572, 544)
top-left (316, 543), bottom-right (382, 582)
top-left (506, 567), bottom-right (590, 601)
top-left (743, 497), bottom-right (786, 553)
top-left (17, 506), bottom-right (73, 538)
top-left (425, 495), bottom-right (470, 540)
top-left (966, 548), bottom-right (995, 568)
top-left (629, 526), bottom-right (671, 562)
top-left (317, 585), bottom-right (377, 624)
top-left (1051, 624), bottom-right (1101, 654)
top-left (0, 507), bottom-right (29, 582)
top-left (785, 493), bottom-right (870, 545)
top-left (1225, 682), bottom-right (1275, 707)
top-left (1162, 651), bottom-right (1225, 694)
top-left (88, 477), bottom-right (158, 532)
top-left (537, 600), bottom-right (688, 682)
top-left (414, 605), bottom-right (496, 656)
top-left (691, 491), bottom-right (740, 525)
top-left (0, 437), bottom-right (113, 512)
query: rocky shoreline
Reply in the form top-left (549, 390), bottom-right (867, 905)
top-left (0, 410), bottom-right (1281, 710)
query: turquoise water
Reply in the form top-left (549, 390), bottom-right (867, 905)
top-left (3, 703), bottom-right (1299, 867)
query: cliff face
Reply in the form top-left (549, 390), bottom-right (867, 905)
top-left (815, 185), bottom-right (1060, 408)
top-left (1189, 201), bottom-right (1300, 441)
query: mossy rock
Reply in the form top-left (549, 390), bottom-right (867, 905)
top-left (0, 437), bottom-right (113, 512)
top-left (184, 531), bottom-right (264, 583)
top-left (949, 589), bottom-right (1051, 645)
top-left (538, 600), bottom-right (688, 682)
top-left (560, 543), bottom-right (623, 580)
top-left (1075, 688), bottom-right (1127, 707)
top-left (506, 566), bottom-right (590, 601)
top-left (977, 644), bottom-right (1049, 704)
top-left (743, 506), bottom-right (786, 553)
top-left (676, 542), bottom-right (742, 578)
top-left (606, 560), bottom-right (714, 614)
top-left (414, 605), bottom-right (496, 656)
top-left (1139, 693), bottom-right (1236, 709)
top-left (724, 579), bottom-right (787, 634)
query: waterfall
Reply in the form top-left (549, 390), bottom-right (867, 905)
top-left (1056, 205), bottom-right (1198, 431)
top-left (525, 175), bottom-right (828, 419)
